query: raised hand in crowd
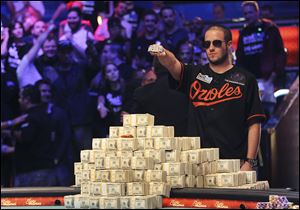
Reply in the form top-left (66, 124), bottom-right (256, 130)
top-left (1, 114), bottom-right (28, 130)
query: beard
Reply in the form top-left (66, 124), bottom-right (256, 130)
top-left (208, 51), bottom-right (229, 65)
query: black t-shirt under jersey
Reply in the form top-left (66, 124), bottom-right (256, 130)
top-left (169, 64), bottom-right (266, 159)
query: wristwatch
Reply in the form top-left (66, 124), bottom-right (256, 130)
top-left (244, 158), bottom-right (258, 167)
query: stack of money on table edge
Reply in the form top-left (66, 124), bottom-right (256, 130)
top-left (64, 113), bottom-right (269, 209)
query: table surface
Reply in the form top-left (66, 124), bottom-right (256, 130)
top-left (1, 187), bottom-right (298, 209)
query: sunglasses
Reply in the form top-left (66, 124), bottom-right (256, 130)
top-left (203, 40), bottom-right (226, 49)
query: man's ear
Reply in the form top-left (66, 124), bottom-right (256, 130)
top-left (227, 40), bottom-right (232, 48)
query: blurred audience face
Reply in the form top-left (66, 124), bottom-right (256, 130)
top-left (12, 22), bottom-right (24, 39)
top-left (58, 46), bottom-right (73, 66)
top-left (43, 39), bottom-right (58, 58)
top-left (38, 83), bottom-right (52, 103)
top-left (161, 8), bottom-right (176, 28)
top-left (213, 4), bottom-right (225, 20)
top-left (102, 44), bottom-right (120, 64)
top-left (261, 6), bottom-right (274, 19)
top-left (204, 29), bottom-right (230, 65)
top-left (152, 1), bottom-right (164, 8)
top-left (178, 43), bottom-right (194, 64)
top-left (125, 1), bottom-right (135, 11)
top-left (144, 14), bottom-right (157, 33)
top-left (200, 51), bottom-right (209, 65)
top-left (108, 25), bottom-right (122, 40)
top-left (31, 20), bottom-right (46, 38)
top-left (115, 2), bottom-right (127, 17)
top-left (243, 5), bottom-right (259, 25)
top-left (67, 10), bottom-right (81, 31)
top-left (18, 90), bottom-right (30, 111)
top-left (105, 63), bottom-right (120, 82)
top-left (191, 17), bottom-right (204, 33)
top-left (141, 69), bottom-right (157, 86)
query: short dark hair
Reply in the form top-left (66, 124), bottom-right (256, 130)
top-left (242, 1), bottom-right (259, 12)
top-left (44, 36), bottom-right (58, 45)
top-left (143, 9), bottom-right (158, 22)
top-left (67, 7), bottom-right (82, 17)
top-left (204, 24), bottom-right (232, 43)
top-left (160, 6), bottom-right (176, 17)
top-left (35, 79), bottom-right (52, 90)
top-left (21, 85), bottom-right (41, 104)
top-left (213, 3), bottom-right (225, 11)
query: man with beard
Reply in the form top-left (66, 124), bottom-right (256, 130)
top-left (133, 10), bottom-right (161, 64)
top-left (149, 25), bottom-right (266, 171)
top-left (59, 7), bottom-right (94, 53)
top-left (159, 6), bottom-right (188, 54)
top-left (176, 41), bottom-right (194, 65)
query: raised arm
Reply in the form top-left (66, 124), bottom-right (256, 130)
top-left (1, 27), bottom-right (9, 56)
top-left (25, 23), bottom-right (56, 63)
top-left (148, 44), bottom-right (182, 81)
top-left (50, 2), bottom-right (66, 23)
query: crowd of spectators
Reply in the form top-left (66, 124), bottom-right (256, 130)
top-left (1, 1), bottom-right (288, 187)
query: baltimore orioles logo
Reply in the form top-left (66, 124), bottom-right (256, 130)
top-left (190, 81), bottom-right (243, 107)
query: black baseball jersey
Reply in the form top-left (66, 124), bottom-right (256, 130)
top-left (169, 63), bottom-right (266, 159)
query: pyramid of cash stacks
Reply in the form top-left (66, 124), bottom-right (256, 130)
top-left (64, 113), bottom-right (269, 209)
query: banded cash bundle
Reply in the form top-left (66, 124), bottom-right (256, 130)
top-left (167, 175), bottom-right (186, 188)
top-left (94, 170), bottom-right (110, 182)
top-left (73, 194), bottom-right (90, 209)
top-left (149, 182), bottom-right (171, 197)
top-left (216, 159), bottom-right (240, 173)
top-left (144, 149), bottom-right (166, 164)
top-left (99, 197), bottom-right (120, 209)
top-left (244, 170), bottom-right (257, 184)
top-left (154, 137), bottom-right (176, 150)
top-left (136, 127), bottom-right (151, 138)
top-left (145, 170), bottom-right (167, 182)
top-left (204, 173), bottom-right (240, 188)
top-left (74, 162), bottom-right (82, 175)
top-left (148, 44), bottom-right (164, 53)
top-left (127, 182), bottom-right (149, 196)
top-left (133, 170), bottom-right (145, 182)
top-left (175, 137), bottom-right (191, 151)
top-left (123, 113), bottom-right (155, 127)
top-left (91, 182), bottom-right (126, 196)
top-left (131, 195), bottom-right (163, 209)
top-left (162, 162), bottom-right (186, 176)
top-left (92, 138), bottom-right (103, 150)
top-left (117, 138), bottom-right (138, 151)
top-left (151, 126), bottom-right (174, 137)
top-left (137, 137), bottom-right (164, 150)
top-left (165, 150), bottom-right (181, 162)
top-left (131, 157), bottom-right (154, 170)
top-left (216, 172), bottom-right (239, 187)
top-left (109, 126), bottom-right (138, 138)
top-left (110, 170), bottom-right (133, 183)
top-left (186, 175), bottom-right (196, 187)
top-left (197, 162), bottom-right (212, 176)
top-left (187, 149), bottom-right (204, 164)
